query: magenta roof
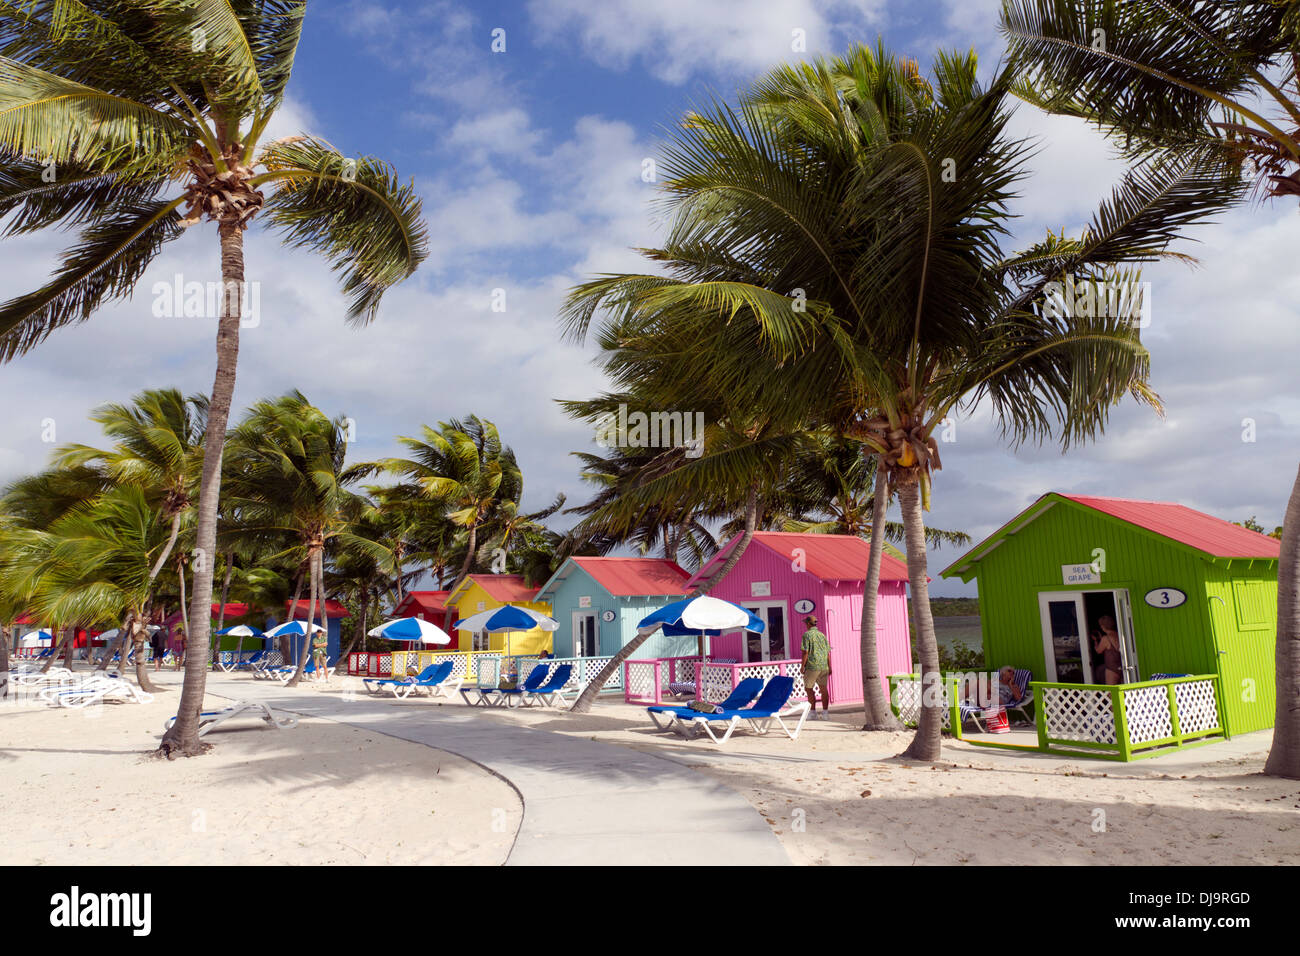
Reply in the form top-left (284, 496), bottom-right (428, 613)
top-left (1062, 495), bottom-right (1281, 559)
top-left (689, 531), bottom-right (909, 586)
top-left (570, 557), bottom-right (690, 596)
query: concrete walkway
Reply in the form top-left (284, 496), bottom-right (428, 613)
top-left (204, 675), bottom-right (790, 866)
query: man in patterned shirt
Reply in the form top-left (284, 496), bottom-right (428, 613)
top-left (800, 615), bottom-right (831, 720)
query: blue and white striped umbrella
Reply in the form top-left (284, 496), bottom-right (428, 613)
top-left (452, 605), bottom-right (558, 658)
top-left (18, 629), bottom-right (53, 647)
top-left (367, 616), bottom-right (453, 645)
top-left (637, 595), bottom-right (765, 637)
top-left (264, 619), bottom-right (325, 638)
top-left (215, 624), bottom-right (264, 638)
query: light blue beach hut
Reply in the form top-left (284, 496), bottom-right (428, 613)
top-left (533, 557), bottom-right (691, 660)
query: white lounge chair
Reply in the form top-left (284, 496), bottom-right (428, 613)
top-left (164, 700), bottom-right (298, 736)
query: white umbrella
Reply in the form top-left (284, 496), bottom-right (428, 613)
top-left (367, 617), bottom-right (453, 644)
top-left (18, 629), bottom-right (53, 647)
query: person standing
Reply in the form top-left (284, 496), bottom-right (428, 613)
top-left (311, 625), bottom-right (329, 681)
top-left (800, 614), bottom-right (832, 720)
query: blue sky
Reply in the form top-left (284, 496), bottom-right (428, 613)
top-left (1, 0), bottom-right (1297, 597)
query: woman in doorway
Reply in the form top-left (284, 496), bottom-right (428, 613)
top-left (1090, 615), bottom-right (1123, 684)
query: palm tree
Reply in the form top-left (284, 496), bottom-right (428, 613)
top-left (378, 416), bottom-right (523, 596)
top-left (999, 0), bottom-right (1300, 779)
top-left (0, 484), bottom-right (171, 691)
top-left (562, 44), bottom-right (1234, 748)
top-left (51, 388), bottom-right (206, 667)
top-left (221, 392), bottom-right (362, 687)
top-left (0, 3), bottom-right (428, 755)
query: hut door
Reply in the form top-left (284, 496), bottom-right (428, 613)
top-left (741, 602), bottom-right (789, 662)
top-left (572, 612), bottom-right (598, 657)
top-left (1037, 592), bottom-right (1092, 684)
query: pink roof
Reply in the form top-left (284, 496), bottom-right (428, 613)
top-left (690, 531), bottom-right (909, 586)
top-left (571, 557), bottom-right (690, 596)
top-left (1062, 495), bottom-right (1281, 559)
top-left (467, 574), bottom-right (540, 603)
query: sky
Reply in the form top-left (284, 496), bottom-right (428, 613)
top-left (1, 0), bottom-right (1296, 597)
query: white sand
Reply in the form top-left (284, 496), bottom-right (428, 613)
top-left (0, 673), bottom-right (520, 866)
top-left (396, 683), bottom-right (1300, 866)
top-left (6, 668), bottom-right (1295, 866)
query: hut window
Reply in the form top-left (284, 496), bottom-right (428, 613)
top-left (1232, 580), bottom-right (1271, 631)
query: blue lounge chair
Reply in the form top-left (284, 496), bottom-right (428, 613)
top-left (479, 664), bottom-right (550, 708)
top-left (520, 664), bottom-right (574, 707)
top-left (364, 661), bottom-right (460, 699)
top-left (647, 677), bottom-right (764, 731)
top-left (676, 676), bottom-right (811, 744)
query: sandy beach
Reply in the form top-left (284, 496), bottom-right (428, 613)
top-left (4, 669), bottom-right (1297, 866)
top-left (0, 672), bottom-right (520, 866)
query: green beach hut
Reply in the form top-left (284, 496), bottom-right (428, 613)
top-left (941, 493), bottom-right (1280, 741)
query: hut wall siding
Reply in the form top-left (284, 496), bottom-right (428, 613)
top-left (697, 541), bottom-right (911, 704)
top-left (969, 499), bottom-right (1278, 736)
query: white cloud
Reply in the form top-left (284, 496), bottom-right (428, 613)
top-left (527, 0), bottom-right (888, 84)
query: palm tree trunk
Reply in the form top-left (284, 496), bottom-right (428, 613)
top-left (41, 626), bottom-right (70, 674)
top-left (569, 485), bottom-right (762, 714)
top-left (212, 552), bottom-right (234, 669)
top-left (860, 463), bottom-right (902, 730)
top-left (0, 623), bottom-right (9, 698)
top-left (132, 617), bottom-right (162, 693)
top-left (1265, 465), bottom-right (1300, 778)
top-left (161, 222), bottom-right (245, 757)
top-left (282, 567), bottom-right (304, 662)
top-left (897, 479), bottom-right (942, 761)
top-left (287, 549), bottom-right (320, 687)
top-left (336, 585), bottom-right (370, 670)
top-left (447, 524), bottom-right (478, 597)
top-left (149, 512), bottom-right (182, 582)
top-left (176, 555), bottom-right (189, 667)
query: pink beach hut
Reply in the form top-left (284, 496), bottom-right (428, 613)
top-left (685, 532), bottom-right (912, 703)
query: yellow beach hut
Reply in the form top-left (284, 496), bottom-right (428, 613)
top-left (445, 574), bottom-right (554, 655)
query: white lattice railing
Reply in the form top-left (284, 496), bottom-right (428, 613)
top-left (888, 673), bottom-right (958, 730)
top-left (507, 656), bottom-right (621, 693)
top-left (1036, 675), bottom-right (1222, 759)
top-left (1041, 685), bottom-right (1117, 743)
top-left (625, 656), bottom-right (806, 704)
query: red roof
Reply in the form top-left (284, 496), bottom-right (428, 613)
top-left (392, 591), bottom-right (451, 617)
top-left (690, 531), bottom-right (909, 586)
top-left (286, 599), bottom-right (351, 619)
top-left (1062, 495), bottom-right (1281, 559)
top-left (463, 574), bottom-right (541, 604)
top-left (211, 602), bottom-right (250, 618)
top-left (570, 557), bottom-right (690, 596)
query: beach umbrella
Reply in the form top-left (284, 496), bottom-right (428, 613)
top-left (452, 605), bottom-right (558, 659)
top-left (367, 617), bottom-right (453, 645)
top-left (18, 629), bottom-right (53, 647)
top-left (263, 619), bottom-right (325, 638)
top-left (96, 625), bottom-right (161, 642)
top-left (637, 595), bottom-right (764, 636)
top-left (637, 595), bottom-right (765, 659)
top-left (215, 624), bottom-right (263, 637)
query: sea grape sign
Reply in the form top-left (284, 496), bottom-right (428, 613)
top-left (1061, 563), bottom-right (1100, 585)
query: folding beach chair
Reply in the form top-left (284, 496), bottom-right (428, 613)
top-left (365, 661), bottom-right (461, 699)
top-left (459, 657), bottom-right (503, 707)
top-left (477, 664), bottom-right (550, 708)
top-left (519, 664), bottom-right (574, 707)
top-left (676, 676), bottom-right (811, 745)
top-left (646, 677), bottom-right (764, 731)
top-left (164, 700), bottom-right (298, 736)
